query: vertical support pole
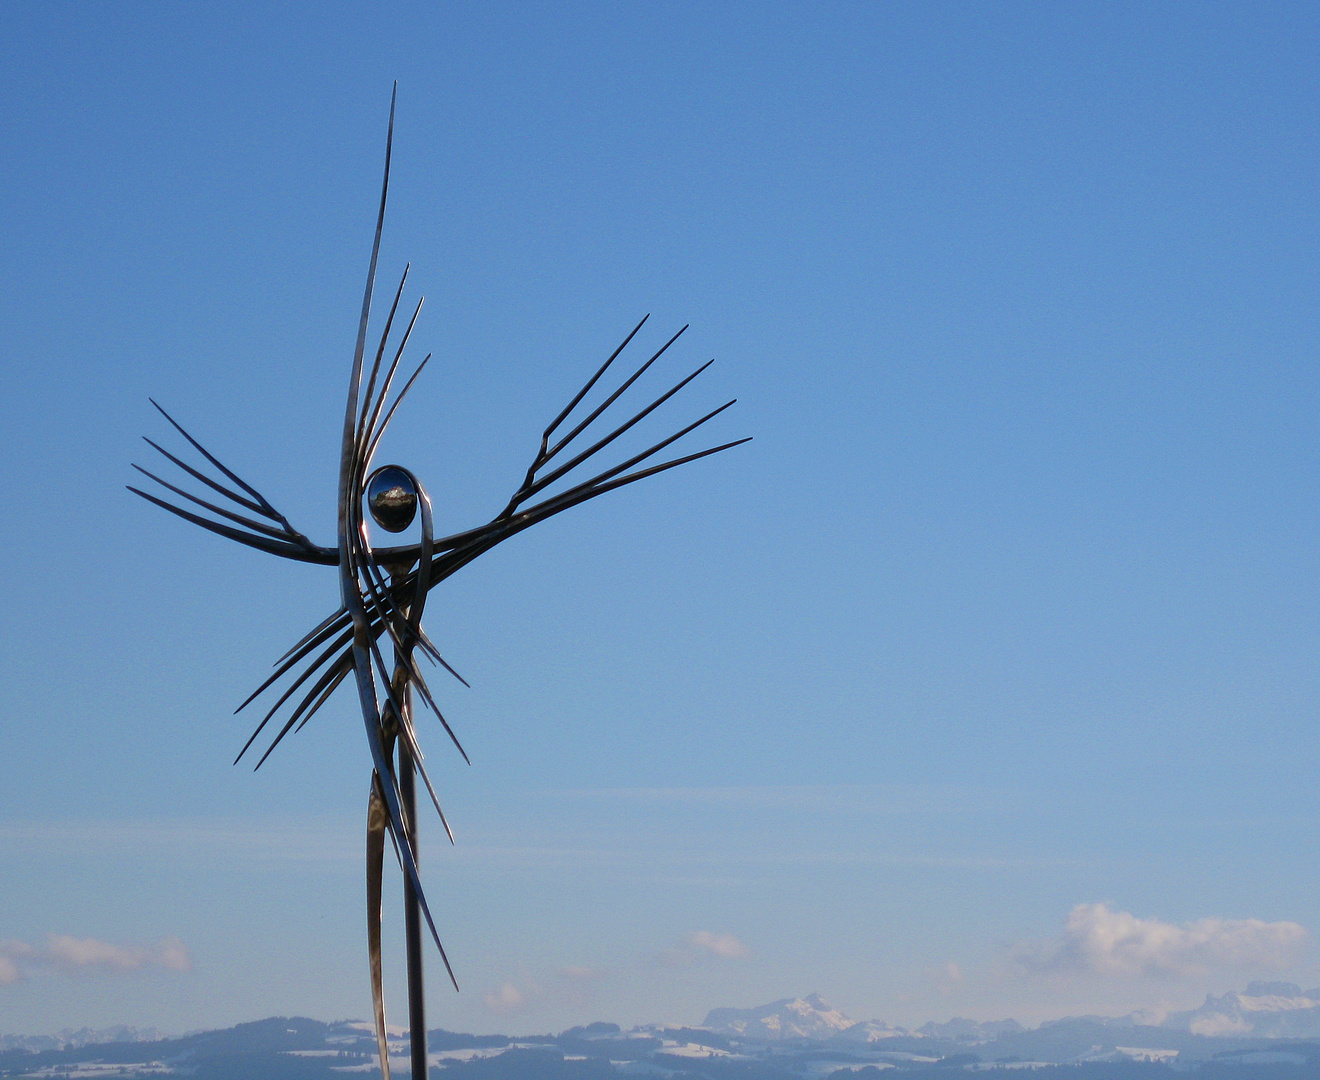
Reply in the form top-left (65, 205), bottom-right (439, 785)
top-left (397, 684), bottom-right (428, 1080)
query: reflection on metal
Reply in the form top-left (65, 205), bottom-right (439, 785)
top-left (367, 466), bottom-right (419, 533)
top-left (129, 85), bottom-right (747, 1080)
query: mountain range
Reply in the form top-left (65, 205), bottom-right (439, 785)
top-left (7, 986), bottom-right (1320, 1078)
top-left (1164, 981), bottom-right (1320, 1039)
top-left (700, 982), bottom-right (1320, 1043)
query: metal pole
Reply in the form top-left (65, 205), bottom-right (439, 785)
top-left (397, 685), bottom-right (428, 1079)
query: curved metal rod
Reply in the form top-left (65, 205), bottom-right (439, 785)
top-left (366, 774), bottom-right (392, 1080)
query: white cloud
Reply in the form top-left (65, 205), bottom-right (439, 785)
top-left (1190, 1014), bottom-right (1253, 1037)
top-left (46, 936), bottom-right (149, 972)
top-left (932, 960), bottom-right (963, 996)
top-left (1014, 904), bottom-right (1307, 979)
top-left (692, 931), bottom-right (750, 959)
top-left (0, 935), bottom-right (191, 982)
top-left (157, 937), bottom-right (191, 972)
top-left (662, 931), bottom-right (751, 966)
top-left (483, 982), bottom-right (527, 1012)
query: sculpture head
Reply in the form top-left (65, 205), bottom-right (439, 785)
top-left (366, 465), bottom-right (419, 533)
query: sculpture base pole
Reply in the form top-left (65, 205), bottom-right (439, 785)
top-left (398, 712), bottom-right (427, 1079)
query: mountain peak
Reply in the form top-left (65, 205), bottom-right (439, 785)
top-left (704, 995), bottom-right (855, 1040)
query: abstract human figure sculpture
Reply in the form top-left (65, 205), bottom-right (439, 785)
top-left (129, 88), bottom-right (746, 1080)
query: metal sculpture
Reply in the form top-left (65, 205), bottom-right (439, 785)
top-left (129, 87), bottom-right (747, 1080)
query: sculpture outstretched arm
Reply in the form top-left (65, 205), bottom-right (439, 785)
top-left (128, 399), bottom-right (336, 564)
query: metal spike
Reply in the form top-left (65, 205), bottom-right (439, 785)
top-left (541, 313), bottom-right (650, 444)
top-left (395, 714), bottom-right (456, 845)
top-left (235, 630), bottom-right (353, 764)
top-left (520, 359), bottom-right (717, 504)
top-left (131, 464), bottom-right (306, 545)
top-left (252, 648), bottom-right (354, 770)
top-left (127, 487), bottom-right (331, 563)
top-left (543, 324), bottom-right (687, 463)
top-left (359, 301), bottom-right (425, 478)
top-left (363, 353), bottom-right (431, 468)
top-left (293, 661), bottom-right (352, 735)
top-left (272, 607), bottom-right (347, 667)
top-left (356, 265), bottom-right (411, 454)
top-left (148, 400), bottom-right (292, 529)
top-left (236, 620), bottom-right (352, 716)
top-left (142, 436), bottom-right (267, 517)
top-left (416, 626), bottom-right (470, 688)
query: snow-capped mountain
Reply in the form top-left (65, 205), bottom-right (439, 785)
top-left (916, 1017), bottom-right (1024, 1043)
top-left (0, 1025), bottom-right (163, 1053)
top-left (1160, 982), bottom-right (1320, 1039)
top-left (702, 983), bottom-right (1320, 1048)
top-left (833, 1018), bottom-right (911, 1043)
top-left (705, 997), bottom-right (1024, 1046)
top-left (703, 994), bottom-right (857, 1040)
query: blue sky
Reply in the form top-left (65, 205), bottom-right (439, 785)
top-left (2, 0), bottom-right (1320, 1037)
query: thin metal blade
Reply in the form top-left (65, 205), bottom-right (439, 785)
top-left (141, 436), bottom-right (267, 517)
top-left (544, 324), bottom-right (687, 462)
top-left (353, 644), bottom-right (459, 990)
top-left (356, 265), bottom-right (411, 455)
top-left (127, 486), bottom-right (333, 563)
top-left (359, 302), bottom-right (425, 477)
top-left (519, 359), bottom-right (716, 504)
top-left (541, 313), bottom-right (650, 444)
top-left (148, 399), bottom-right (293, 529)
top-left (367, 780), bottom-right (391, 1080)
top-left (235, 629), bottom-right (353, 764)
top-left (363, 353), bottom-right (432, 468)
top-left (131, 464), bottom-right (306, 545)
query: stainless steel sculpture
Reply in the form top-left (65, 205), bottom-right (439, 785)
top-left (129, 87), bottom-right (746, 1080)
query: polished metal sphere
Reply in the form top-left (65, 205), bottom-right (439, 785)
top-left (366, 465), bottom-right (418, 533)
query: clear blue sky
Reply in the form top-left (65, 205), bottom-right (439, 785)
top-left (2, 0), bottom-right (1319, 1037)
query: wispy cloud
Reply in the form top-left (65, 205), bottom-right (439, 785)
top-left (0, 935), bottom-right (191, 982)
top-left (560, 965), bottom-right (603, 981)
top-left (1013, 903), bottom-right (1307, 979)
top-left (0, 813), bottom-right (1088, 893)
top-left (552, 783), bottom-right (1018, 816)
top-left (662, 930), bottom-right (751, 966)
top-left (0, 819), bottom-right (357, 863)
